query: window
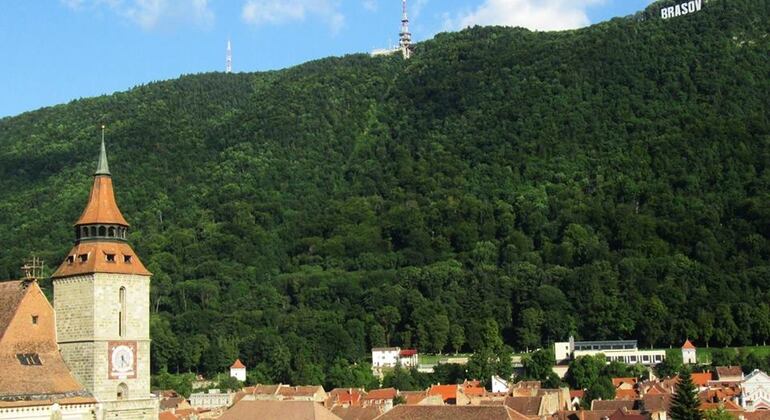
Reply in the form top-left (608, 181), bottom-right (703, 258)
top-left (119, 287), bottom-right (126, 337)
top-left (108, 227), bottom-right (116, 237)
top-left (117, 383), bottom-right (128, 400)
top-left (16, 353), bottom-right (42, 366)
top-left (31, 315), bottom-right (38, 325)
top-left (67, 255), bottom-right (74, 264)
top-left (124, 255), bottom-right (132, 263)
top-left (99, 226), bottom-right (107, 236)
top-left (106, 254), bottom-right (116, 262)
top-left (78, 254), bottom-right (88, 262)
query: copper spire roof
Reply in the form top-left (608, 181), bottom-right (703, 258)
top-left (74, 137), bottom-right (129, 227)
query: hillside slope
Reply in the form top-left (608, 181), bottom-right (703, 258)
top-left (0, 0), bottom-right (768, 382)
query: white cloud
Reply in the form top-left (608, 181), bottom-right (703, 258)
top-left (447, 0), bottom-right (606, 32)
top-left (242, 0), bottom-right (345, 33)
top-left (362, 0), bottom-right (377, 12)
top-left (61, 0), bottom-right (214, 30)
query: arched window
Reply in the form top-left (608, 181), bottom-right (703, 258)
top-left (90, 226), bottom-right (97, 237)
top-left (119, 287), bottom-right (126, 337)
top-left (82, 227), bottom-right (89, 237)
top-left (117, 383), bottom-right (128, 400)
top-left (99, 226), bottom-right (107, 236)
top-left (108, 227), bottom-right (116, 237)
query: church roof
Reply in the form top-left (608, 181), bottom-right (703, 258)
top-left (231, 359), bottom-right (246, 369)
top-left (75, 174), bottom-right (129, 226)
top-left (0, 280), bottom-right (96, 406)
top-left (52, 241), bottom-right (151, 278)
top-left (682, 340), bottom-right (696, 350)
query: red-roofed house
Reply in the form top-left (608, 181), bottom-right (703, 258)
top-left (230, 359), bottom-right (247, 381)
top-left (691, 372), bottom-right (712, 389)
top-left (363, 388), bottom-right (398, 411)
top-left (328, 388), bottom-right (366, 408)
top-left (682, 340), bottom-right (697, 365)
top-left (429, 384), bottom-right (471, 405)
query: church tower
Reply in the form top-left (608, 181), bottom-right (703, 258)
top-left (52, 131), bottom-right (157, 419)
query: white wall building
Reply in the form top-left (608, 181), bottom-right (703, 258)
top-left (742, 369), bottom-right (770, 411)
top-left (190, 389), bottom-right (234, 409)
top-left (554, 336), bottom-right (665, 365)
top-left (491, 375), bottom-right (510, 394)
top-left (682, 340), bottom-right (697, 364)
top-left (371, 347), bottom-right (419, 368)
top-left (230, 359), bottom-right (247, 382)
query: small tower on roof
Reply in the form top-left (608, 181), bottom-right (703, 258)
top-left (682, 339), bottom-right (696, 365)
top-left (399, 0), bottom-right (412, 59)
top-left (230, 359), bottom-right (246, 382)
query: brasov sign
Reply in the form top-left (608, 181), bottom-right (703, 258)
top-left (661, 0), bottom-right (703, 19)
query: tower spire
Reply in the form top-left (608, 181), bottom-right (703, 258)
top-left (95, 125), bottom-right (111, 176)
top-left (226, 39), bottom-right (232, 73)
top-left (399, 0), bottom-right (412, 59)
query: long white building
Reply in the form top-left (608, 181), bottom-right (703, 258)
top-left (554, 336), bottom-right (666, 365)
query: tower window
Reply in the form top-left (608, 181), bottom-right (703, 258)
top-left (106, 254), bottom-right (116, 262)
top-left (67, 255), bottom-right (74, 264)
top-left (108, 227), bottom-right (116, 237)
top-left (119, 287), bottom-right (126, 337)
top-left (78, 254), bottom-right (89, 262)
top-left (90, 226), bottom-right (97, 237)
top-left (117, 383), bottom-right (128, 400)
top-left (99, 226), bottom-right (107, 236)
top-left (32, 315), bottom-right (38, 324)
top-left (124, 255), bottom-right (132, 263)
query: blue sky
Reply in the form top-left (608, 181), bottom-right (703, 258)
top-left (0, 0), bottom-right (653, 118)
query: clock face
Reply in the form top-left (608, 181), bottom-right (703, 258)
top-left (108, 341), bottom-right (137, 379)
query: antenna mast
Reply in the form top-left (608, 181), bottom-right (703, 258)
top-left (226, 39), bottom-right (233, 73)
top-left (21, 256), bottom-right (44, 282)
top-left (399, 0), bottom-right (412, 59)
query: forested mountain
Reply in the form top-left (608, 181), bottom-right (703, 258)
top-left (0, 0), bottom-right (768, 385)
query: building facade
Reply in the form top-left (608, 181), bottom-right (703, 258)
top-left (51, 138), bottom-right (157, 419)
top-left (742, 370), bottom-right (770, 411)
top-left (554, 336), bottom-right (665, 365)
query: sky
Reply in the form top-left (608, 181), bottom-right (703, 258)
top-left (0, 0), bottom-right (654, 118)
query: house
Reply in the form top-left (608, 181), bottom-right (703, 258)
top-left (613, 378), bottom-right (639, 400)
top-left (691, 372), bottom-right (712, 389)
top-left (327, 388), bottom-right (366, 408)
top-left (554, 337), bottom-right (665, 366)
top-left (492, 376), bottom-right (511, 394)
top-left (428, 384), bottom-right (470, 405)
top-left (569, 391), bottom-right (584, 410)
top-left (278, 385), bottom-right (328, 402)
top-left (0, 279), bottom-right (99, 420)
top-left (716, 366), bottom-right (744, 383)
top-left (374, 405), bottom-right (531, 420)
top-left (742, 369), bottom-right (770, 411)
top-left (189, 388), bottom-right (234, 409)
top-left (371, 348), bottom-right (419, 369)
top-left (220, 400), bottom-right (342, 420)
top-left (363, 388), bottom-right (398, 412)
top-left (681, 340), bottom-right (697, 365)
top-left (230, 359), bottom-right (247, 382)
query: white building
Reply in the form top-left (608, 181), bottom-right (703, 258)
top-left (742, 369), bottom-right (770, 411)
top-left (682, 340), bottom-right (697, 364)
top-left (554, 336), bottom-right (665, 365)
top-left (230, 359), bottom-right (247, 382)
top-left (190, 389), bottom-right (234, 409)
top-left (491, 375), bottom-right (510, 394)
top-left (371, 347), bottom-right (419, 368)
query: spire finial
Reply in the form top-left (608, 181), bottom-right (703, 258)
top-left (95, 124), bottom-right (111, 176)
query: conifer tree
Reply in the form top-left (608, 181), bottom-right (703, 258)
top-left (670, 369), bottom-right (702, 420)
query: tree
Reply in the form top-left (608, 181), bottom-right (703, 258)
top-left (449, 324), bottom-right (465, 354)
top-left (566, 355), bottom-right (606, 390)
top-left (584, 376), bottom-right (615, 408)
top-left (703, 405), bottom-right (733, 420)
top-left (670, 370), bottom-right (702, 420)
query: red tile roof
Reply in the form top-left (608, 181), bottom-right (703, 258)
top-left (691, 373), bottom-right (712, 387)
top-left (364, 388), bottom-right (397, 401)
top-left (682, 340), bottom-right (696, 350)
top-left (429, 385), bottom-right (459, 403)
top-left (376, 405), bottom-right (530, 420)
top-left (231, 359), bottom-right (246, 369)
top-left (399, 349), bottom-right (418, 357)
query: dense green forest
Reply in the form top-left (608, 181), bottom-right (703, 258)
top-left (0, 0), bottom-right (768, 387)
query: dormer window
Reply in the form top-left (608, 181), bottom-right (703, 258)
top-left (16, 353), bottom-right (42, 366)
top-left (67, 255), bottom-right (75, 264)
top-left (124, 255), bottom-right (132, 263)
top-left (78, 254), bottom-right (89, 262)
top-left (32, 315), bottom-right (38, 324)
top-left (106, 254), bottom-right (116, 262)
